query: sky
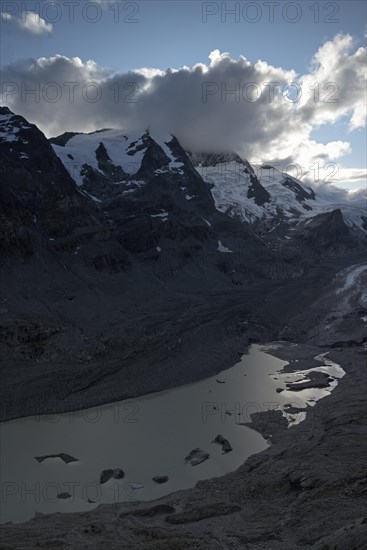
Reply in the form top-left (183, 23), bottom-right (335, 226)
top-left (0, 0), bottom-right (366, 190)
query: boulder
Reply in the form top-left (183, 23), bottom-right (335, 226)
top-left (152, 476), bottom-right (169, 484)
top-left (212, 434), bottom-right (233, 453)
top-left (184, 448), bottom-right (210, 466)
top-left (57, 492), bottom-right (71, 500)
top-left (34, 453), bottom-right (78, 464)
top-left (100, 468), bottom-right (124, 484)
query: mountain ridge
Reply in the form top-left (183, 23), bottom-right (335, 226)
top-left (0, 107), bottom-right (366, 420)
top-left (47, 122), bottom-right (366, 233)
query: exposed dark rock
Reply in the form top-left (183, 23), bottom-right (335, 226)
top-left (241, 409), bottom-right (288, 441)
top-left (99, 468), bottom-right (124, 484)
top-left (212, 434), bottom-right (233, 453)
top-left (152, 476), bottom-right (169, 484)
top-left (57, 493), bottom-right (72, 500)
top-left (293, 208), bottom-right (354, 253)
top-left (165, 503), bottom-right (241, 524)
top-left (0, 108), bottom-right (97, 261)
top-left (283, 403), bottom-right (307, 414)
top-left (282, 176), bottom-right (315, 204)
top-left (49, 132), bottom-right (82, 147)
top-left (330, 337), bottom-right (367, 348)
top-left (286, 370), bottom-right (332, 391)
top-left (187, 151), bottom-right (244, 167)
top-left (184, 448), bottom-right (210, 466)
top-left (119, 504), bottom-right (175, 518)
top-left (247, 172), bottom-right (271, 206)
top-left (95, 142), bottom-right (112, 164)
top-left (34, 453), bottom-right (78, 464)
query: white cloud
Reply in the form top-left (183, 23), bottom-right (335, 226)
top-left (337, 168), bottom-right (367, 182)
top-left (1, 34), bottom-right (365, 188)
top-left (19, 11), bottom-right (53, 35)
top-left (1, 11), bottom-right (53, 36)
top-left (1, 12), bottom-right (12, 22)
top-left (297, 34), bottom-right (366, 131)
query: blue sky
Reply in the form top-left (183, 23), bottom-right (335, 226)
top-left (1, 0), bottom-right (366, 189)
top-left (1, 1), bottom-right (366, 72)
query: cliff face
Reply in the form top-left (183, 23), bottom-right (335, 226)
top-left (293, 208), bottom-right (353, 251)
top-left (0, 107), bottom-right (97, 260)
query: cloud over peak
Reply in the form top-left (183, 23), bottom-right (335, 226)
top-left (1, 34), bottom-right (366, 186)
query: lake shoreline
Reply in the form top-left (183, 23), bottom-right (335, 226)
top-left (1, 343), bottom-right (366, 548)
top-left (3, 342), bottom-right (343, 524)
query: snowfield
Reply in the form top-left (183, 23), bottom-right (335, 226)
top-left (194, 158), bottom-right (366, 231)
top-left (337, 263), bottom-right (367, 293)
top-left (52, 130), bottom-right (148, 186)
top-left (50, 128), bottom-right (366, 233)
top-left (52, 130), bottom-right (186, 186)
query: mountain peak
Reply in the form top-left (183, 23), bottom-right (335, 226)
top-left (0, 106), bottom-right (13, 116)
top-left (2, 110), bottom-right (366, 234)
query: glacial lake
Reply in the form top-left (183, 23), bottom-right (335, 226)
top-left (0, 344), bottom-right (345, 523)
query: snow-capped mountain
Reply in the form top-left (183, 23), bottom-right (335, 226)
top-left (50, 129), bottom-right (193, 183)
top-left (1, 107), bottom-right (366, 418)
top-left (189, 152), bottom-right (366, 232)
top-left (48, 127), bottom-right (366, 234)
top-left (49, 128), bottom-right (217, 214)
